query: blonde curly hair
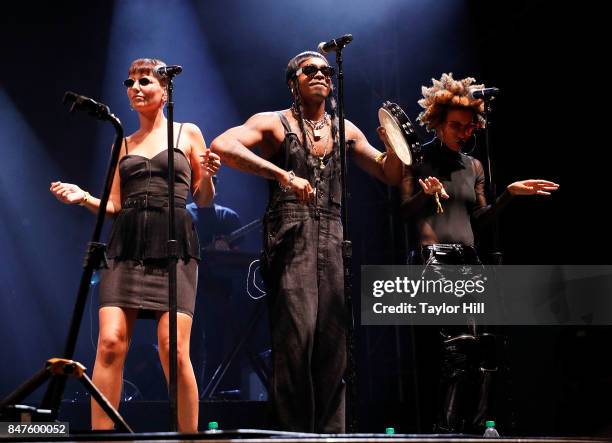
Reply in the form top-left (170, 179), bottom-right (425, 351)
top-left (417, 73), bottom-right (485, 131)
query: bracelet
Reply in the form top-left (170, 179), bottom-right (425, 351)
top-left (434, 192), bottom-right (444, 214)
top-left (79, 191), bottom-right (91, 206)
top-left (280, 170), bottom-right (295, 192)
top-left (375, 152), bottom-right (387, 165)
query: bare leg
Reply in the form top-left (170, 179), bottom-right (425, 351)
top-left (156, 311), bottom-right (199, 432)
top-left (91, 307), bottom-right (138, 430)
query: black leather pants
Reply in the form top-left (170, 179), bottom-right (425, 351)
top-left (421, 244), bottom-right (498, 434)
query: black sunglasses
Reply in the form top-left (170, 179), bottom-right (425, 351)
top-left (296, 64), bottom-right (335, 78)
top-left (123, 77), bottom-right (153, 88)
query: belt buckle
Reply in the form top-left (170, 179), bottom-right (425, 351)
top-left (433, 244), bottom-right (449, 255)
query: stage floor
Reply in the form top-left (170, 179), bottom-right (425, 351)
top-left (0, 429), bottom-right (609, 443)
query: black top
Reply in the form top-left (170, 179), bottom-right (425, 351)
top-left (400, 139), bottom-right (512, 247)
top-left (266, 112), bottom-right (341, 216)
top-left (107, 126), bottom-right (200, 261)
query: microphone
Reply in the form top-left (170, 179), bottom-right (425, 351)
top-left (63, 91), bottom-right (111, 120)
top-left (470, 87), bottom-right (500, 99)
top-left (317, 34), bottom-right (353, 54)
top-left (156, 65), bottom-right (183, 77)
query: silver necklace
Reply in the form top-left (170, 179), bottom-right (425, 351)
top-left (304, 113), bottom-right (329, 141)
top-left (305, 130), bottom-right (330, 169)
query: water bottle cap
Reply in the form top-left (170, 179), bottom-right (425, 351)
top-left (208, 421), bottom-right (219, 430)
top-left (385, 427), bottom-right (395, 434)
top-left (485, 420), bottom-right (496, 427)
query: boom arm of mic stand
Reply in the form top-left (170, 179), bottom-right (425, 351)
top-left (63, 92), bottom-right (112, 121)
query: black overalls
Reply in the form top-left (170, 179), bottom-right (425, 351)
top-left (261, 112), bottom-right (346, 433)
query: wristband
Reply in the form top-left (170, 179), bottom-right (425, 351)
top-left (79, 191), bottom-right (91, 206)
top-left (280, 170), bottom-right (296, 192)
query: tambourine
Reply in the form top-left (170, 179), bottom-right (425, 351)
top-left (378, 101), bottom-right (422, 165)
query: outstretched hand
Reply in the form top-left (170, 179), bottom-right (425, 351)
top-left (50, 181), bottom-right (85, 205)
top-left (507, 179), bottom-right (559, 196)
top-left (419, 176), bottom-right (450, 199)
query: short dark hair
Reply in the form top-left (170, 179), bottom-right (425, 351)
top-left (128, 58), bottom-right (168, 87)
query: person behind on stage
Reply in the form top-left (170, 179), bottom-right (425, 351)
top-left (210, 51), bottom-right (404, 432)
top-left (49, 58), bottom-right (221, 432)
top-left (186, 176), bottom-right (243, 251)
top-left (400, 72), bottom-right (559, 433)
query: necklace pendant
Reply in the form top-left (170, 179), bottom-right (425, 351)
top-left (313, 128), bottom-right (322, 140)
top-left (319, 157), bottom-right (325, 169)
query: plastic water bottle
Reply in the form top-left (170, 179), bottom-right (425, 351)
top-left (385, 427), bottom-right (395, 435)
top-left (207, 421), bottom-right (220, 433)
top-left (483, 420), bottom-right (500, 438)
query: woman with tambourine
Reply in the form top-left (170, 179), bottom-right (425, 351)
top-left (392, 73), bottom-right (558, 433)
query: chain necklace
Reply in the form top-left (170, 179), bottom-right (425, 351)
top-left (304, 113), bottom-right (329, 141)
top-left (291, 106), bottom-right (331, 169)
top-left (306, 113), bottom-right (330, 169)
top-left (305, 127), bottom-right (330, 169)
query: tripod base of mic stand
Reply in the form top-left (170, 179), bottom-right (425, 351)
top-left (0, 358), bottom-right (133, 433)
top-left (202, 301), bottom-right (269, 400)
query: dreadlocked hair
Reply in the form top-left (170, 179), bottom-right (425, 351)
top-left (328, 83), bottom-right (339, 151)
top-left (417, 72), bottom-right (486, 131)
top-left (285, 51), bottom-right (338, 152)
top-left (290, 76), bottom-right (311, 151)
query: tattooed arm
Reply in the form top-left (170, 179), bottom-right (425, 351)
top-left (210, 111), bottom-right (315, 201)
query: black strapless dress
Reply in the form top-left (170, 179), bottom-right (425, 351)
top-left (99, 127), bottom-right (200, 318)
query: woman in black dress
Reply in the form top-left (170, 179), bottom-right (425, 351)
top-left (50, 58), bottom-right (220, 432)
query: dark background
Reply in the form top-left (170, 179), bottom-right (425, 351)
top-left (0, 0), bottom-right (608, 436)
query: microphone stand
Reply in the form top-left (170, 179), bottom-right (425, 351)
top-left (481, 96), bottom-right (503, 265)
top-left (334, 46), bottom-right (358, 433)
top-left (164, 75), bottom-right (179, 432)
top-left (478, 95), bottom-right (516, 431)
top-left (0, 93), bottom-right (132, 432)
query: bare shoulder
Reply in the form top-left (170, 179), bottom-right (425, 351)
top-left (125, 129), bottom-right (141, 145)
top-left (344, 118), bottom-right (366, 140)
top-left (211, 110), bottom-right (285, 155)
top-left (181, 122), bottom-right (204, 139)
top-left (245, 111), bottom-right (287, 143)
top-left (245, 111), bottom-right (284, 130)
top-left (122, 132), bottom-right (138, 156)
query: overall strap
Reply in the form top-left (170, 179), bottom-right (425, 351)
top-left (276, 112), bottom-right (292, 134)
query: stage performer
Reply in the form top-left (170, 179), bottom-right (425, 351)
top-left (50, 58), bottom-right (220, 432)
top-left (400, 72), bottom-right (559, 433)
top-left (210, 51), bottom-right (403, 432)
